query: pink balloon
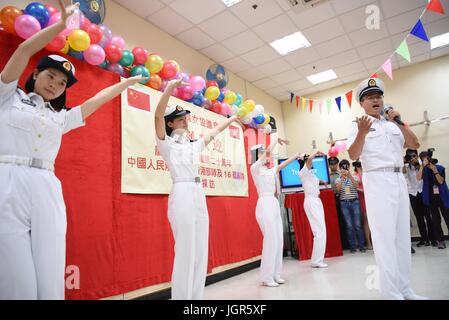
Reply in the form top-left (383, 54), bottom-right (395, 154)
top-left (58, 28), bottom-right (71, 38)
top-left (334, 141), bottom-right (347, 152)
top-left (220, 103), bottom-right (232, 116)
top-left (189, 75), bottom-right (206, 92)
top-left (83, 44), bottom-right (106, 66)
top-left (48, 12), bottom-right (61, 26)
top-left (177, 85), bottom-right (194, 101)
top-left (110, 35), bottom-right (126, 50)
top-left (15, 15), bottom-right (41, 39)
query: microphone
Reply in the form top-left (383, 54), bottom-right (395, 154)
top-left (383, 104), bottom-right (405, 126)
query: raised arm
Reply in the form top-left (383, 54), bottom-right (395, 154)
top-left (277, 150), bottom-right (299, 174)
top-left (304, 150), bottom-right (325, 169)
top-left (80, 75), bottom-right (147, 121)
top-left (203, 115), bottom-right (242, 146)
top-left (258, 136), bottom-right (288, 163)
top-left (1, 1), bottom-right (78, 84)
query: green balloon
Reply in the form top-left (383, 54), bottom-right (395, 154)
top-left (119, 50), bottom-right (134, 67)
top-left (130, 65), bottom-right (150, 84)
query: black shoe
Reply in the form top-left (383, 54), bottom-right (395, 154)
top-left (360, 248), bottom-right (366, 253)
top-left (432, 241), bottom-right (438, 247)
top-left (438, 241), bottom-right (446, 249)
top-left (416, 241), bottom-right (426, 247)
top-left (350, 249), bottom-right (356, 253)
top-left (424, 241), bottom-right (431, 247)
top-left (411, 247), bottom-right (416, 254)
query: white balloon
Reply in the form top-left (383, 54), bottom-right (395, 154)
top-left (264, 124), bottom-right (272, 134)
top-left (242, 114), bottom-right (253, 125)
top-left (255, 104), bottom-right (265, 115)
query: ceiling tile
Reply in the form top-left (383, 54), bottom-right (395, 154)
top-left (169, 0), bottom-right (226, 24)
top-left (252, 78), bottom-right (280, 90)
top-left (340, 70), bottom-right (371, 84)
top-left (282, 79), bottom-right (313, 92)
top-left (237, 68), bottom-right (266, 82)
top-left (221, 30), bottom-right (265, 55)
top-left (283, 46), bottom-right (321, 68)
top-left (430, 45), bottom-right (449, 59)
top-left (231, 0), bottom-right (283, 28)
top-left (408, 41), bottom-right (431, 58)
top-left (348, 21), bottom-right (390, 47)
top-left (296, 50), bottom-right (360, 76)
top-left (316, 79), bottom-right (344, 91)
top-left (270, 69), bottom-right (302, 85)
top-left (256, 58), bottom-right (292, 76)
top-left (175, 27), bottom-right (215, 50)
top-left (363, 54), bottom-right (399, 75)
top-left (198, 11), bottom-right (248, 42)
top-left (267, 86), bottom-right (289, 97)
top-left (313, 35), bottom-right (354, 59)
top-left (147, 6), bottom-right (193, 35)
top-left (333, 61), bottom-right (367, 78)
top-left (253, 14), bottom-right (298, 43)
top-left (331, 0), bottom-right (378, 15)
top-left (356, 37), bottom-right (393, 59)
top-left (241, 45), bottom-right (280, 67)
top-left (200, 43), bottom-right (235, 63)
top-left (399, 53), bottom-right (430, 68)
top-left (302, 18), bottom-right (346, 45)
top-left (379, 0), bottom-right (425, 19)
top-left (287, 2), bottom-right (336, 30)
top-left (221, 57), bottom-right (252, 73)
top-left (385, 8), bottom-right (426, 35)
top-left (339, 1), bottom-right (380, 33)
top-left (429, 17), bottom-right (449, 38)
top-left (114, 0), bottom-right (165, 18)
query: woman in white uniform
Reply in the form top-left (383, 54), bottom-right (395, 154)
top-left (154, 79), bottom-right (241, 300)
top-left (298, 151), bottom-right (329, 268)
top-left (0, 1), bottom-right (146, 300)
top-left (250, 137), bottom-right (300, 287)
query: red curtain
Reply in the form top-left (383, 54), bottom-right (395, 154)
top-left (0, 31), bottom-right (265, 300)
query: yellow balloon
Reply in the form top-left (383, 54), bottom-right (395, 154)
top-left (205, 86), bottom-right (220, 101)
top-left (242, 99), bottom-right (255, 113)
top-left (68, 29), bottom-right (90, 52)
top-left (60, 40), bottom-right (69, 54)
top-left (262, 114), bottom-right (271, 126)
top-left (224, 91), bottom-right (237, 105)
top-left (237, 107), bottom-right (248, 118)
top-left (145, 54), bottom-right (164, 74)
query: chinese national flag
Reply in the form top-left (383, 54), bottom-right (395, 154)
top-left (229, 125), bottom-right (240, 139)
top-left (127, 88), bottom-right (151, 111)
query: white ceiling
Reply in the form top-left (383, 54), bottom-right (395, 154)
top-left (114, 0), bottom-right (449, 102)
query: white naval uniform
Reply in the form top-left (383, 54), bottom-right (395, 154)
top-left (250, 159), bottom-right (283, 284)
top-left (347, 116), bottom-right (414, 300)
top-left (298, 166), bottom-right (327, 265)
top-left (0, 77), bottom-right (85, 300)
top-left (156, 134), bottom-right (209, 300)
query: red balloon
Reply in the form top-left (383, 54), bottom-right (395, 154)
top-left (206, 80), bottom-right (218, 88)
top-left (210, 101), bottom-right (223, 114)
top-left (104, 44), bottom-right (123, 63)
top-left (44, 3), bottom-right (59, 16)
top-left (45, 33), bottom-right (66, 51)
top-left (328, 146), bottom-right (339, 157)
top-left (159, 61), bottom-right (178, 80)
top-left (132, 46), bottom-right (149, 65)
top-left (85, 24), bottom-right (102, 44)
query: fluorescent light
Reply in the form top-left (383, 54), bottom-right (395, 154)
top-left (221, 0), bottom-right (242, 7)
top-left (307, 69), bottom-right (338, 85)
top-left (270, 32), bottom-right (311, 56)
top-left (430, 32), bottom-right (449, 50)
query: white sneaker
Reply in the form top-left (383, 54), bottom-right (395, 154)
top-left (404, 294), bottom-right (429, 300)
top-left (274, 278), bottom-right (286, 284)
top-left (311, 262), bottom-right (328, 268)
top-left (262, 281), bottom-right (279, 287)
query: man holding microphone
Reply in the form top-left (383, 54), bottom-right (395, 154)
top-left (347, 78), bottom-right (427, 300)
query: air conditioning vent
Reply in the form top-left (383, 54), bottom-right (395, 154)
top-left (285, 0), bottom-right (329, 14)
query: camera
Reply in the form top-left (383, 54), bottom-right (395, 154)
top-left (426, 148), bottom-right (438, 165)
top-left (341, 163), bottom-right (349, 171)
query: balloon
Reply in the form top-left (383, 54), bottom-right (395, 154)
top-left (210, 101), bottom-right (222, 114)
top-left (220, 103), bottom-right (232, 116)
top-left (44, 4), bottom-right (59, 17)
top-left (191, 91), bottom-right (205, 107)
top-left (45, 33), bottom-right (66, 52)
top-left (189, 75), bottom-right (206, 92)
top-left (230, 105), bottom-right (239, 116)
top-left (176, 72), bottom-right (189, 83)
top-left (242, 99), bottom-right (256, 113)
top-left (104, 44), bottom-right (123, 63)
top-left (146, 74), bottom-right (162, 90)
top-left (107, 63), bottom-right (124, 76)
top-left (60, 41), bottom-right (69, 54)
top-left (24, 2), bottom-right (50, 28)
top-left (159, 60), bottom-right (179, 80)
top-left (253, 114), bottom-right (265, 125)
top-left (110, 35), bottom-right (126, 50)
top-left (237, 106), bottom-right (248, 118)
top-left (130, 65), bottom-right (150, 84)
top-left (68, 29), bottom-right (90, 52)
top-left (68, 48), bottom-right (84, 61)
top-left (0, 6), bottom-right (22, 34)
top-left (234, 93), bottom-right (243, 106)
top-left (176, 85), bottom-right (194, 101)
top-left (85, 23), bottom-right (102, 44)
top-left (216, 91), bottom-right (225, 102)
top-left (204, 86), bottom-right (220, 101)
top-left (79, 13), bottom-right (91, 30)
top-left (328, 146), bottom-right (339, 157)
top-left (241, 114), bottom-right (253, 125)
top-left (262, 114), bottom-right (271, 126)
top-left (98, 24), bottom-right (112, 47)
top-left (334, 141), bottom-right (347, 152)
top-left (119, 49), bottom-right (134, 67)
top-left (145, 54), bottom-right (164, 74)
top-left (132, 47), bottom-right (149, 65)
top-left (206, 80), bottom-right (218, 88)
top-left (254, 104), bottom-right (265, 115)
top-left (159, 79), bottom-right (169, 92)
top-left (264, 124), bottom-right (272, 135)
top-left (14, 15), bottom-right (41, 39)
top-left (83, 44), bottom-right (106, 65)
top-left (98, 60), bottom-right (108, 69)
top-left (47, 11), bottom-right (61, 26)
top-left (224, 91), bottom-right (237, 105)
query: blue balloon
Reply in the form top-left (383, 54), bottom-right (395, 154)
top-left (68, 48), bottom-right (84, 61)
top-left (253, 114), bottom-right (265, 125)
top-left (191, 91), bottom-right (205, 107)
top-left (217, 92), bottom-right (225, 102)
top-left (234, 93), bottom-right (243, 106)
top-left (25, 2), bottom-right (50, 28)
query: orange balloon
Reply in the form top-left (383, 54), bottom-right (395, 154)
top-left (0, 6), bottom-right (22, 35)
top-left (145, 74), bottom-right (162, 90)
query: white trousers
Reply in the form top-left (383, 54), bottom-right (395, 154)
top-left (363, 172), bottom-right (413, 300)
top-left (255, 195), bottom-right (283, 283)
top-left (303, 196), bottom-right (327, 265)
top-left (168, 182), bottom-right (209, 300)
top-left (0, 164), bottom-right (67, 300)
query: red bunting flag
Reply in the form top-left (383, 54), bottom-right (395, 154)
top-left (427, 0), bottom-right (445, 14)
top-left (345, 91), bottom-right (353, 108)
top-left (371, 73), bottom-right (378, 78)
top-left (309, 100), bottom-right (314, 113)
top-left (295, 96), bottom-right (300, 109)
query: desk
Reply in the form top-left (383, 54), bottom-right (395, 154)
top-left (284, 189), bottom-right (343, 261)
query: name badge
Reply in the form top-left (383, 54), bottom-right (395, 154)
top-left (345, 187), bottom-right (351, 194)
top-left (433, 186), bottom-right (440, 194)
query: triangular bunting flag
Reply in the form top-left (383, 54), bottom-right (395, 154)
top-left (371, 73), bottom-right (378, 78)
top-left (326, 99), bottom-right (332, 114)
top-left (410, 19), bottom-right (429, 42)
top-left (382, 58), bottom-right (394, 80)
top-left (427, 0), bottom-right (445, 14)
top-left (295, 96), bottom-right (299, 109)
top-left (335, 96), bottom-right (342, 112)
top-left (319, 101), bottom-right (323, 114)
top-left (345, 91), bottom-right (353, 108)
top-left (395, 40), bottom-right (411, 63)
top-left (301, 97), bottom-right (307, 112)
top-left (309, 100), bottom-right (314, 113)
top-left (290, 92), bottom-right (294, 104)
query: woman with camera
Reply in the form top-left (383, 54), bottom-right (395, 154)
top-left (417, 150), bottom-right (449, 249)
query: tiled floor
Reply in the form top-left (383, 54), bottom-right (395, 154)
top-left (203, 244), bottom-right (449, 300)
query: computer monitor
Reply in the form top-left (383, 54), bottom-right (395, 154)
top-left (278, 155), bottom-right (331, 193)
